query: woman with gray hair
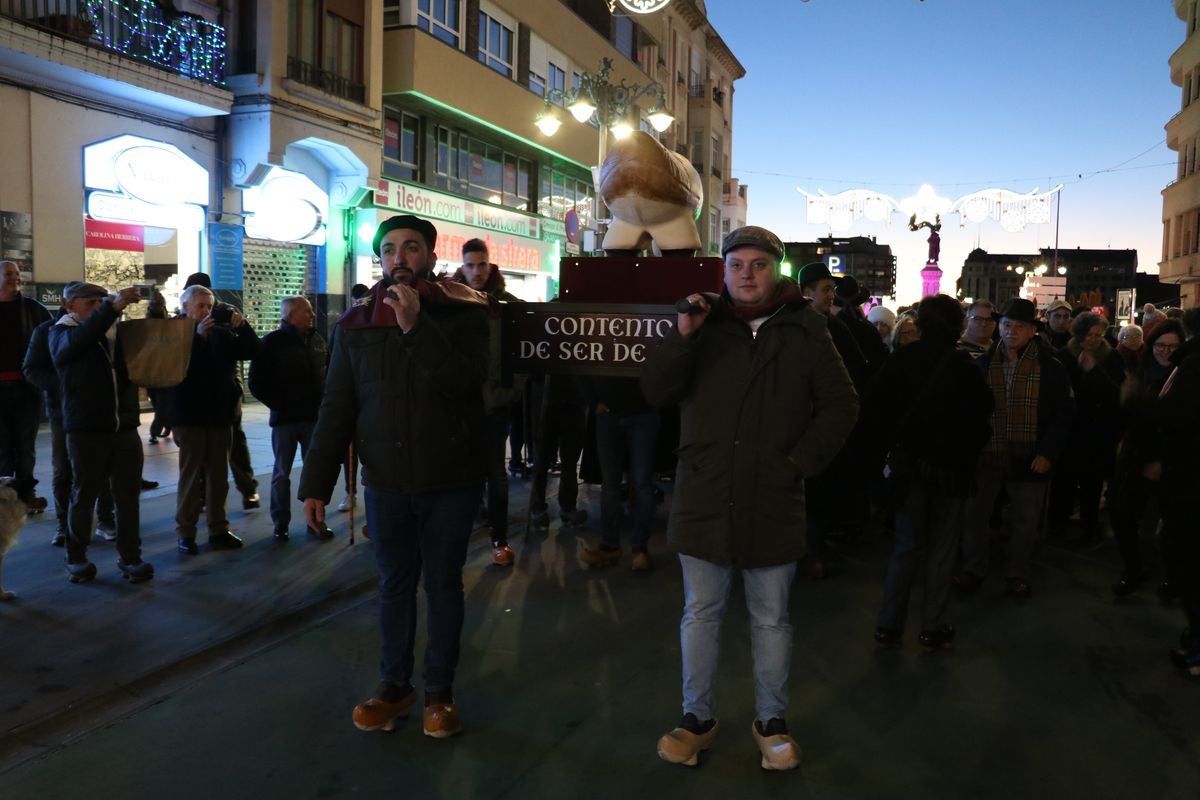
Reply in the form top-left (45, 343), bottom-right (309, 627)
top-left (1116, 323), bottom-right (1143, 371)
top-left (1046, 311), bottom-right (1127, 546)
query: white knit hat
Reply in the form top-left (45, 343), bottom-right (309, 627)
top-left (867, 306), bottom-right (897, 328)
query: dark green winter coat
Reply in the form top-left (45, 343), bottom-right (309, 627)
top-left (297, 298), bottom-right (489, 501)
top-left (640, 299), bottom-right (858, 568)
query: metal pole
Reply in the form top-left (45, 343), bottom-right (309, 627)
top-left (594, 83), bottom-right (609, 251)
top-left (1053, 185), bottom-right (1061, 273)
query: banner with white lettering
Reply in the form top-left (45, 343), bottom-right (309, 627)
top-left (502, 303), bottom-right (676, 377)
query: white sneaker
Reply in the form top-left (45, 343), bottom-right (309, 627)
top-left (337, 496), bottom-right (353, 512)
top-left (95, 524), bottom-right (118, 542)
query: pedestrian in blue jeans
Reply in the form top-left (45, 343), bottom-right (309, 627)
top-left (641, 226), bottom-right (857, 770)
top-left (299, 214), bottom-right (489, 740)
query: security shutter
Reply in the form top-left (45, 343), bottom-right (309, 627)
top-left (241, 239), bottom-right (319, 334)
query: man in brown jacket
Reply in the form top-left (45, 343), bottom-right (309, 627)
top-left (642, 226), bottom-right (858, 770)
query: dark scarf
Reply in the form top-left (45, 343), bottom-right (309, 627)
top-left (339, 275), bottom-right (489, 331)
top-left (717, 276), bottom-right (808, 323)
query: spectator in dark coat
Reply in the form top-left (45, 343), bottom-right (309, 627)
top-left (22, 289), bottom-right (115, 547)
top-left (163, 284), bottom-right (260, 555)
top-left (451, 241), bottom-right (524, 565)
top-left (1047, 311), bottom-right (1126, 546)
top-left (249, 296), bottom-right (329, 542)
top-left (1151, 308), bottom-right (1200, 677)
top-left (48, 283), bottom-right (151, 584)
top-left (0, 260), bottom-right (51, 510)
top-left (866, 295), bottom-right (993, 649)
top-left (1108, 319), bottom-right (1183, 597)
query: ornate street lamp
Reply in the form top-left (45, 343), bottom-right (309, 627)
top-left (534, 58), bottom-right (674, 241)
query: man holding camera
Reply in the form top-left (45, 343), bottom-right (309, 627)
top-left (164, 284), bottom-right (260, 554)
top-left (48, 282), bottom-right (151, 583)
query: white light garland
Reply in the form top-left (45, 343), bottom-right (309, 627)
top-left (797, 184), bottom-right (1063, 233)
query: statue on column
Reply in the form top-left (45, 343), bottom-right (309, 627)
top-left (908, 213), bottom-right (942, 265)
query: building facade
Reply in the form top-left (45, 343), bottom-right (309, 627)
top-left (785, 236), bottom-right (897, 301)
top-left (1162, 0), bottom-right (1200, 308)
top-left (0, 0), bottom-right (744, 328)
top-left (956, 247), bottom-right (1136, 316)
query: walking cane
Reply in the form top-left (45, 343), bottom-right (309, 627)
top-left (347, 442), bottom-right (356, 545)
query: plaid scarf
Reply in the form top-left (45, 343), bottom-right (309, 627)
top-left (985, 338), bottom-right (1041, 465)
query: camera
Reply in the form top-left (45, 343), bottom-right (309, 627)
top-left (211, 303), bottom-right (235, 325)
top-left (135, 282), bottom-right (155, 300)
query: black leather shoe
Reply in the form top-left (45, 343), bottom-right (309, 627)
top-left (177, 537), bottom-right (199, 555)
top-left (51, 531), bottom-right (66, 547)
top-left (208, 531), bottom-right (244, 550)
top-left (308, 525), bottom-right (335, 541)
top-left (874, 627), bottom-right (902, 648)
top-left (242, 493), bottom-right (261, 510)
top-left (141, 479), bottom-right (159, 491)
top-left (918, 625), bottom-right (956, 649)
top-left (273, 527), bottom-right (290, 542)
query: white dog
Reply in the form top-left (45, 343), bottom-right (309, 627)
top-left (0, 477), bottom-right (27, 600)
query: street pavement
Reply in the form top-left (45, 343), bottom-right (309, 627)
top-left (1, 404), bottom-right (1199, 799)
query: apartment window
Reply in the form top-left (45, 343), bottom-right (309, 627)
top-left (418, 0), bottom-right (461, 48)
top-left (614, 15), bottom-right (635, 60)
top-left (711, 136), bottom-right (721, 177)
top-left (287, 1), bottom-right (365, 101)
top-left (529, 71), bottom-right (546, 96)
top-left (691, 128), bottom-right (704, 171)
top-left (478, 12), bottom-right (514, 78)
top-left (689, 49), bottom-right (701, 89)
top-left (708, 208), bottom-right (720, 254)
top-left (721, 218), bottom-right (731, 236)
top-left (549, 63), bottom-right (566, 101)
top-left (383, 112), bottom-right (419, 181)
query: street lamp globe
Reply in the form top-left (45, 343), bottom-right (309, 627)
top-left (648, 110), bottom-right (674, 132)
top-left (610, 120), bottom-right (635, 140)
top-left (569, 99), bottom-right (597, 123)
top-left (535, 114), bottom-right (562, 136)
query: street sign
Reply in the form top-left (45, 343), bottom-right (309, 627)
top-left (564, 208), bottom-right (580, 244)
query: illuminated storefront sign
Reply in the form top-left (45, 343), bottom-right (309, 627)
top-left (243, 166), bottom-right (328, 245)
top-left (617, 0), bottom-right (671, 13)
top-left (375, 179), bottom-right (540, 240)
top-left (83, 135), bottom-right (209, 230)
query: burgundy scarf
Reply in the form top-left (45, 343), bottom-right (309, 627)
top-left (339, 276), bottom-right (490, 331)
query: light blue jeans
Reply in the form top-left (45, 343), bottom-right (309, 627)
top-left (679, 554), bottom-right (797, 722)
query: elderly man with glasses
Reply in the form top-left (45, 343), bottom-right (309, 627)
top-left (958, 299), bottom-right (998, 358)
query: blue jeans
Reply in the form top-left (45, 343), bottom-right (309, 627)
top-left (877, 486), bottom-right (964, 632)
top-left (269, 421), bottom-right (316, 529)
top-left (365, 483), bottom-right (480, 691)
top-left (679, 554), bottom-right (797, 722)
top-left (595, 410), bottom-right (659, 549)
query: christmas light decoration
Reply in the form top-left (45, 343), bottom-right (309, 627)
top-left (84, 0), bottom-right (226, 86)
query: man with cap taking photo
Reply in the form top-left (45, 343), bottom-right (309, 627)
top-left (299, 214), bottom-right (489, 740)
top-left (643, 225), bottom-right (857, 770)
top-left (48, 282), bottom-right (152, 584)
top-left (956, 297), bottom-right (1074, 600)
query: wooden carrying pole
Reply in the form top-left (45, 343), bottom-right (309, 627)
top-left (347, 443), bottom-right (356, 545)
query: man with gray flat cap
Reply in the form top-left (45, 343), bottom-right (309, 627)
top-left (49, 282), bottom-right (152, 584)
top-left (643, 225), bottom-right (857, 771)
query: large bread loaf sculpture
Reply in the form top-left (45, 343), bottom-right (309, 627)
top-left (598, 131), bottom-right (703, 253)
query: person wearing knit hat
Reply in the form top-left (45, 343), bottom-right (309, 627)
top-left (1044, 299), bottom-right (1073, 350)
top-left (867, 305), bottom-right (897, 344)
top-left (1141, 303), bottom-right (1165, 335)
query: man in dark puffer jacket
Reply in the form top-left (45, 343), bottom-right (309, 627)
top-left (48, 282), bottom-right (151, 584)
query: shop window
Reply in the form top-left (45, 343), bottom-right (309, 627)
top-left (429, 124), bottom-right (532, 212)
top-left (478, 11), bottom-right (514, 78)
top-left (418, 0), bottom-right (461, 48)
top-left (537, 166), bottom-right (593, 226)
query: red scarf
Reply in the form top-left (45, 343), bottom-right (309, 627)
top-left (339, 276), bottom-right (489, 331)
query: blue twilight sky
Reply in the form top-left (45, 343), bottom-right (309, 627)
top-left (702, 0), bottom-right (1182, 303)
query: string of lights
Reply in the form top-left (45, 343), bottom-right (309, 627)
top-left (83, 0), bottom-right (226, 86)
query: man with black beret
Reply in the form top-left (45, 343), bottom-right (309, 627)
top-left (300, 214), bottom-right (489, 740)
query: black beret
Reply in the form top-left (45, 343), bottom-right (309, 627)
top-left (372, 215), bottom-right (438, 256)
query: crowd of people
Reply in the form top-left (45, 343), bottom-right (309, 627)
top-left (1, 213), bottom-right (1198, 770)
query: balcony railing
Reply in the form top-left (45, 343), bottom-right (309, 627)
top-left (0, 0), bottom-right (227, 86)
top-left (287, 56), bottom-right (366, 104)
